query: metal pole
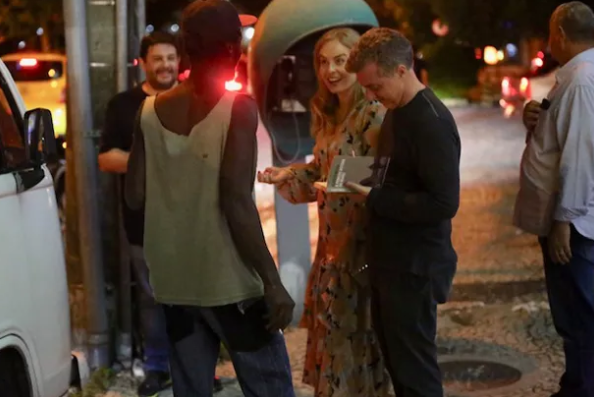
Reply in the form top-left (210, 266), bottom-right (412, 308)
top-left (63, 0), bottom-right (110, 369)
top-left (273, 153), bottom-right (311, 325)
top-left (114, 1), bottom-right (133, 369)
top-left (116, 0), bottom-right (128, 92)
top-left (117, 195), bottom-right (133, 369)
top-left (135, 0), bottom-right (146, 81)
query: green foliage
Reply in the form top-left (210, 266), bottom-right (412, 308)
top-left (0, 0), bottom-right (62, 35)
top-left (430, 0), bottom-right (509, 46)
top-left (366, 0), bottom-right (564, 48)
top-left (501, 0), bottom-right (560, 38)
top-left (362, 0), bottom-right (565, 99)
top-left (430, 0), bottom-right (562, 47)
top-left (399, 0), bottom-right (437, 46)
top-left (364, 0), bottom-right (435, 44)
top-left (423, 39), bottom-right (483, 98)
top-left (0, 0), bottom-right (63, 50)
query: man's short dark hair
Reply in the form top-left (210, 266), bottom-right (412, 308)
top-left (346, 28), bottom-right (413, 75)
top-left (556, 1), bottom-right (594, 43)
top-left (139, 32), bottom-right (179, 60)
top-left (181, 0), bottom-right (242, 64)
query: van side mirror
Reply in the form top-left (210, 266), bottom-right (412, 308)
top-left (24, 108), bottom-right (57, 165)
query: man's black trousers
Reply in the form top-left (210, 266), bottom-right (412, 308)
top-left (371, 268), bottom-right (455, 397)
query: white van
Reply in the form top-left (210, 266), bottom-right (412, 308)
top-left (0, 59), bottom-right (76, 396)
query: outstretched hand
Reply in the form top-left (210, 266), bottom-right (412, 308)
top-left (257, 167), bottom-right (294, 185)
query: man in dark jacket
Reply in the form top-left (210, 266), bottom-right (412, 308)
top-left (346, 28), bottom-right (460, 397)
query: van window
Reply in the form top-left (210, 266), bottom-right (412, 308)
top-left (0, 82), bottom-right (25, 173)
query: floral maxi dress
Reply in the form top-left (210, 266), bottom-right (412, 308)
top-left (277, 100), bottom-right (391, 397)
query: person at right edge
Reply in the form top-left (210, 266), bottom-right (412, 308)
top-left (345, 28), bottom-right (461, 397)
top-left (516, 3), bottom-right (594, 397)
top-left (125, 1), bottom-right (296, 396)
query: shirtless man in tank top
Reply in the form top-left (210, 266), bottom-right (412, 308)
top-left (125, 1), bottom-right (296, 396)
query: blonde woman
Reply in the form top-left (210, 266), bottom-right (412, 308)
top-left (258, 28), bottom-right (390, 397)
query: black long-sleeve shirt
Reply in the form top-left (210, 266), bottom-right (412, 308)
top-left (99, 86), bottom-right (148, 246)
top-left (366, 88), bottom-right (461, 275)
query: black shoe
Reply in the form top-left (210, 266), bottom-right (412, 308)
top-left (137, 371), bottom-right (172, 397)
top-left (214, 376), bottom-right (224, 393)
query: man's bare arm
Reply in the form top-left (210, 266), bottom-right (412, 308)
top-left (219, 95), bottom-right (282, 288)
top-left (98, 149), bottom-right (129, 174)
top-left (220, 94), bottom-right (294, 330)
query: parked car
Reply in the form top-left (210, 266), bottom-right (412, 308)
top-left (500, 52), bottom-right (558, 117)
top-left (0, 57), bottom-right (83, 397)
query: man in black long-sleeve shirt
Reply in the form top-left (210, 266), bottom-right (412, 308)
top-left (346, 28), bottom-right (460, 397)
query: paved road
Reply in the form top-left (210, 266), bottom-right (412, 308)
top-left (454, 107), bottom-right (526, 186)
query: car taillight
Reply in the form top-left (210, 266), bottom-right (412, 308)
top-left (19, 58), bottom-right (38, 67)
top-left (501, 77), bottom-right (510, 96)
top-left (520, 77), bottom-right (529, 93)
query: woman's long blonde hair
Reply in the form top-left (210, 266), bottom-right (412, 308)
top-left (310, 28), bottom-right (365, 138)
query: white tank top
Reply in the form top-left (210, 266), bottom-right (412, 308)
top-left (141, 92), bottom-right (264, 307)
